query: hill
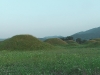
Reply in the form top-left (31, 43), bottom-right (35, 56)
top-left (72, 27), bottom-right (100, 40)
top-left (66, 40), bottom-right (79, 46)
top-left (0, 39), bottom-right (5, 41)
top-left (84, 38), bottom-right (100, 47)
top-left (44, 38), bottom-right (67, 46)
top-left (0, 34), bottom-right (54, 50)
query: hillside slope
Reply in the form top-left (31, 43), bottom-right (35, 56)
top-left (72, 27), bottom-right (100, 40)
top-left (0, 34), bottom-right (54, 50)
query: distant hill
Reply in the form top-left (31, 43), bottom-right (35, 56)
top-left (38, 36), bottom-right (63, 41)
top-left (0, 39), bottom-right (5, 41)
top-left (72, 27), bottom-right (100, 40)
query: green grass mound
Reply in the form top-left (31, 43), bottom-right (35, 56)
top-left (85, 40), bottom-right (97, 44)
top-left (67, 40), bottom-right (79, 46)
top-left (44, 38), bottom-right (67, 46)
top-left (86, 38), bottom-right (100, 44)
top-left (85, 42), bottom-right (100, 47)
top-left (85, 39), bottom-right (100, 47)
top-left (93, 38), bottom-right (100, 41)
top-left (0, 34), bottom-right (54, 50)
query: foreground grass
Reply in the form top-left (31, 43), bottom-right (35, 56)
top-left (0, 47), bottom-right (100, 75)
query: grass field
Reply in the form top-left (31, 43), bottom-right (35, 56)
top-left (0, 46), bottom-right (100, 75)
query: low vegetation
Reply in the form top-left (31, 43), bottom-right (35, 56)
top-left (0, 34), bottom-right (100, 74)
top-left (0, 47), bottom-right (100, 75)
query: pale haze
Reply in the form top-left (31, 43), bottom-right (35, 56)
top-left (0, 0), bottom-right (100, 38)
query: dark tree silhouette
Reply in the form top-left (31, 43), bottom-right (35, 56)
top-left (65, 36), bottom-right (73, 40)
top-left (76, 38), bottom-right (82, 44)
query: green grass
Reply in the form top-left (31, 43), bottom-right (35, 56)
top-left (0, 47), bottom-right (100, 75)
top-left (44, 38), bottom-right (67, 46)
top-left (0, 34), bottom-right (54, 50)
top-left (66, 40), bottom-right (79, 46)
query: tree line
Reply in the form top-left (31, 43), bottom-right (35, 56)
top-left (60, 36), bottom-right (87, 44)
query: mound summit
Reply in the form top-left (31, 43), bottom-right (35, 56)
top-left (0, 34), bottom-right (53, 50)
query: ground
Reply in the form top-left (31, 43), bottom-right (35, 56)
top-left (0, 46), bottom-right (100, 75)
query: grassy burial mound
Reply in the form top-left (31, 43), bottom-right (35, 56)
top-left (85, 42), bottom-right (100, 47)
top-left (85, 39), bottom-right (100, 47)
top-left (93, 38), bottom-right (100, 41)
top-left (86, 40), bottom-right (97, 44)
top-left (66, 40), bottom-right (79, 46)
top-left (0, 34), bottom-right (54, 50)
top-left (86, 38), bottom-right (100, 44)
top-left (44, 38), bottom-right (67, 46)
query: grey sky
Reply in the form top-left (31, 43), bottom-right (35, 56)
top-left (0, 0), bottom-right (100, 38)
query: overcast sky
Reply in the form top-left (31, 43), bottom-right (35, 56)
top-left (0, 0), bottom-right (100, 38)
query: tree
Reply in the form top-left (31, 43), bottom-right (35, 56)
top-left (76, 38), bottom-right (82, 44)
top-left (60, 37), bottom-right (65, 41)
top-left (65, 36), bottom-right (73, 40)
top-left (82, 40), bottom-right (87, 43)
